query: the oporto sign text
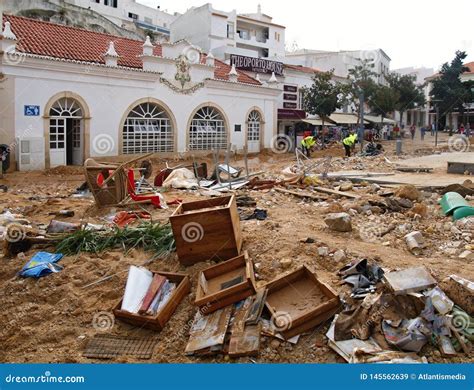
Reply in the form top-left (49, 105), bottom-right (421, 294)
top-left (230, 55), bottom-right (284, 76)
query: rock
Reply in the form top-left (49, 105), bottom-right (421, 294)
top-left (396, 185), bottom-right (421, 201)
top-left (324, 202), bottom-right (344, 214)
top-left (450, 226), bottom-right (462, 235)
top-left (411, 203), bottom-right (428, 217)
top-left (369, 184), bottom-right (381, 193)
top-left (304, 237), bottom-right (316, 244)
top-left (270, 339), bottom-right (281, 349)
top-left (443, 248), bottom-right (458, 256)
top-left (458, 250), bottom-right (474, 260)
top-left (339, 182), bottom-right (353, 192)
top-left (324, 213), bottom-right (352, 232)
top-left (280, 259), bottom-right (292, 269)
top-left (348, 208), bottom-right (358, 217)
top-left (395, 197), bottom-right (414, 209)
top-left (318, 247), bottom-right (329, 257)
top-left (333, 249), bottom-right (346, 262)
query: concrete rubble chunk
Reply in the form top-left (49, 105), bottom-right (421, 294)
top-left (333, 249), bottom-right (346, 263)
top-left (324, 213), bottom-right (352, 232)
top-left (396, 185), bottom-right (421, 201)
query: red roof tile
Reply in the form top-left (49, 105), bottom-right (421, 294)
top-left (3, 14), bottom-right (161, 68)
top-left (2, 14), bottom-right (261, 85)
top-left (464, 61), bottom-right (474, 74)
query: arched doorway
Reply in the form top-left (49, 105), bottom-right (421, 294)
top-left (247, 110), bottom-right (262, 153)
top-left (188, 106), bottom-right (227, 151)
top-left (48, 97), bottom-right (84, 166)
top-left (122, 102), bottom-right (174, 154)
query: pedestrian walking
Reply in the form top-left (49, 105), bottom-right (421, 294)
top-left (410, 124), bottom-right (416, 140)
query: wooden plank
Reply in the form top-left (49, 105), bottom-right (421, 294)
top-left (228, 298), bottom-right (261, 357)
top-left (245, 288), bottom-right (268, 325)
top-left (275, 187), bottom-right (328, 201)
top-left (138, 274), bottom-right (167, 315)
top-left (313, 186), bottom-right (360, 199)
top-left (185, 306), bottom-right (233, 355)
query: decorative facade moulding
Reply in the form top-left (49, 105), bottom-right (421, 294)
top-left (159, 77), bottom-right (206, 94)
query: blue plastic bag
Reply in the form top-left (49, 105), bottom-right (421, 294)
top-left (19, 252), bottom-right (64, 278)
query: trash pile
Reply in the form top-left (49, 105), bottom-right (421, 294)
top-left (328, 264), bottom-right (473, 363)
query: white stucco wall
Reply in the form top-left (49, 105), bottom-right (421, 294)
top-left (1, 54), bottom-right (280, 170)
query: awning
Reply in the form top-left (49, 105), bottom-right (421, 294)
top-left (327, 113), bottom-right (369, 125)
top-left (303, 116), bottom-right (337, 126)
top-left (364, 115), bottom-right (397, 125)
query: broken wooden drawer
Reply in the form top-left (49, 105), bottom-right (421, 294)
top-left (195, 251), bottom-right (256, 314)
top-left (264, 265), bottom-right (340, 340)
top-left (113, 272), bottom-right (191, 331)
top-left (170, 195), bottom-right (242, 266)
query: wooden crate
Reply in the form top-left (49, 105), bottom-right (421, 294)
top-left (264, 265), bottom-right (340, 340)
top-left (113, 271), bottom-right (191, 331)
top-left (170, 195), bottom-right (242, 266)
top-left (195, 251), bottom-right (256, 314)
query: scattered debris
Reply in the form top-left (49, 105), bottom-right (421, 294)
top-left (83, 335), bottom-right (157, 360)
top-left (19, 251), bottom-right (63, 278)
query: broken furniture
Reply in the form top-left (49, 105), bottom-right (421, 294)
top-left (170, 195), bottom-right (242, 266)
top-left (84, 158), bottom-right (127, 207)
top-left (264, 265), bottom-right (340, 339)
top-left (228, 297), bottom-right (261, 357)
top-left (195, 251), bottom-right (256, 314)
top-left (113, 267), bottom-right (190, 331)
top-left (185, 305), bottom-right (233, 356)
top-left (84, 153), bottom-right (163, 208)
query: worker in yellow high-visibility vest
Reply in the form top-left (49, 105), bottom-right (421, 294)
top-left (301, 135), bottom-right (316, 158)
top-left (342, 133), bottom-right (358, 157)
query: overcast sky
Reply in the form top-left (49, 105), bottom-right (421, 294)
top-left (137, 0), bottom-right (473, 71)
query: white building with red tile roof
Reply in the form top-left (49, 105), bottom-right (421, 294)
top-left (0, 14), bottom-right (281, 171)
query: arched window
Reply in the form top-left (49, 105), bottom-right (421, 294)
top-left (247, 110), bottom-right (261, 142)
top-left (49, 98), bottom-right (83, 117)
top-left (122, 102), bottom-right (174, 154)
top-left (189, 106), bottom-right (227, 151)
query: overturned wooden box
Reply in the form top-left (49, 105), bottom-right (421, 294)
top-left (264, 265), bottom-right (340, 340)
top-left (113, 271), bottom-right (191, 331)
top-left (170, 195), bottom-right (242, 266)
top-left (195, 251), bottom-right (256, 314)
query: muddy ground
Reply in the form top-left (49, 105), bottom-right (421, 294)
top-left (0, 133), bottom-right (473, 363)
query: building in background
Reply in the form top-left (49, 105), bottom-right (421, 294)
top-left (67, 0), bottom-right (178, 37)
top-left (0, 0), bottom-right (177, 40)
top-left (0, 14), bottom-right (281, 171)
top-left (286, 49), bottom-right (391, 85)
top-left (393, 67), bottom-right (434, 128)
top-left (171, 3), bottom-right (285, 60)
